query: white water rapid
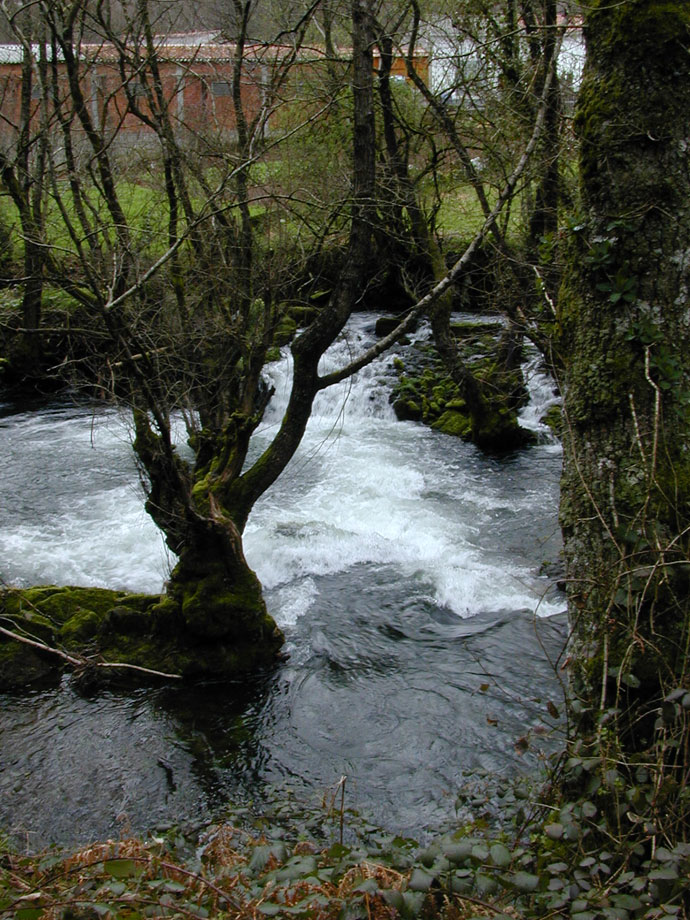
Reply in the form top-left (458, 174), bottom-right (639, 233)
top-left (0, 313), bottom-right (567, 848)
top-left (245, 315), bottom-right (564, 626)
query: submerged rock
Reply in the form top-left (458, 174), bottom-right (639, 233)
top-left (375, 314), bottom-right (418, 338)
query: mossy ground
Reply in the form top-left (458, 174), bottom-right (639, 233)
top-left (0, 582), bottom-right (283, 690)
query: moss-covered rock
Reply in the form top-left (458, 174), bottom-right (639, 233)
top-left (273, 315), bottom-right (297, 346)
top-left (103, 605), bottom-right (153, 636)
top-left (472, 406), bottom-right (536, 451)
top-left (0, 640), bottom-right (59, 690)
top-left (389, 329), bottom-right (535, 450)
top-left (375, 315), bottom-right (418, 338)
top-left (286, 304), bottom-right (319, 327)
top-left (0, 577), bottom-right (283, 691)
top-left (432, 409), bottom-right (472, 438)
top-left (451, 320), bottom-right (502, 339)
top-left (265, 346), bottom-right (283, 363)
top-left (9, 586), bottom-right (124, 625)
top-left (541, 404), bottom-right (563, 436)
top-left (392, 397), bottom-right (422, 421)
top-left (59, 608), bottom-right (104, 646)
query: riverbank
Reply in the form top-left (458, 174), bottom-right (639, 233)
top-left (4, 763), bottom-right (689, 920)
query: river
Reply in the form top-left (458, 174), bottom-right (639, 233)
top-left (0, 314), bottom-right (567, 849)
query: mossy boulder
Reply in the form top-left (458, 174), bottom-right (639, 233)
top-left (0, 577), bottom-right (283, 691)
top-left (451, 320), bottom-right (502, 339)
top-left (265, 346), bottom-right (283, 363)
top-left (9, 585), bottom-right (124, 625)
top-left (472, 406), bottom-right (536, 451)
top-left (432, 409), bottom-right (472, 438)
top-left (103, 605), bottom-right (153, 636)
top-left (0, 640), bottom-right (59, 689)
top-left (375, 315), bottom-right (418, 338)
top-left (0, 585), bottom-right (159, 690)
top-left (541, 404), bottom-right (563, 436)
top-left (392, 397), bottom-right (422, 421)
top-left (59, 608), bottom-right (104, 646)
top-left (389, 332), bottom-right (535, 450)
top-left (286, 304), bottom-right (319, 327)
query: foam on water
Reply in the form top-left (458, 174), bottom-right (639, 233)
top-left (0, 315), bottom-right (564, 623)
top-left (244, 315), bottom-right (564, 623)
top-left (518, 351), bottom-right (562, 444)
top-left (0, 406), bottom-right (170, 592)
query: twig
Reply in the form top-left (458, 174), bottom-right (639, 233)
top-left (338, 774), bottom-right (346, 846)
top-left (0, 623), bottom-right (182, 680)
top-left (0, 623), bottom-right (82, 665)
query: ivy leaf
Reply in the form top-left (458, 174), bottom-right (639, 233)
top-left (353, 878), bottom-right (379, 895)
top-left (164, 880), bottom-right (187, 893)
top-left (581, 801), bottom-right (598, 819)
top-left (510, 871), bottom-right (540, 893)
top-left (407, 868), bottom-right (434, 891)
top-left (382, 889), bottom-right (404, 911)
top-left (103, 858), bottom-right (139, 879)
top-left (490, 844), bottom-right (512, 868)
top-left (108, 880), bottom-right (127, 896)
top-left (442, 840), bottom-right (472, 865)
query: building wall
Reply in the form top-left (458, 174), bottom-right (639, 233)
top-left (0, 41), bottom-right (428, 150)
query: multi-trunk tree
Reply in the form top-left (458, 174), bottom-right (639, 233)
top-left (0, 0), bottom-right (378, 678)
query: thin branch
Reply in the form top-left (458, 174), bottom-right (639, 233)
top-left (317, 47), bottom-right (558, 390)
top-left (0, 622), bottom-right (183, 680)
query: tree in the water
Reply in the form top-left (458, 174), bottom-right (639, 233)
top-left (373, 0), bottom-right (573, 449)
top-left (560, 0), bottom-right (690, 837)
top-left (0, 0), bottom-right (377, 678)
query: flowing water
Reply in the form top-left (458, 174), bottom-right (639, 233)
top-left (0, 315), bottom-right (567, 849)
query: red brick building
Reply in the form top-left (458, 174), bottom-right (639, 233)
top-left (0, 35), bottom-right (429, 149)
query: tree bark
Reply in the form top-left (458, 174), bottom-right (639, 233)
top-left (226, 0), bottom-right (377, 523)
top-left (560, 0), bottom-right (690, 829)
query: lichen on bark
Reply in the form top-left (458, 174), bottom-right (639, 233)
top-left (559, 0), bottom-right (690, 782)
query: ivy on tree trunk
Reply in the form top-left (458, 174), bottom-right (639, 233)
top-left (560, 0), bottom-right (690, 833)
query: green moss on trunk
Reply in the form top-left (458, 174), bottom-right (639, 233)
top-left (0, 580), bottom-right (283, 691)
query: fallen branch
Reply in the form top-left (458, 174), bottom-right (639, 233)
top-left (0, 623), bottom-right (183, 680)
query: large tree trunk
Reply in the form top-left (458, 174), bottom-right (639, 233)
top-left (560, 0), bottom-right (690, 832)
